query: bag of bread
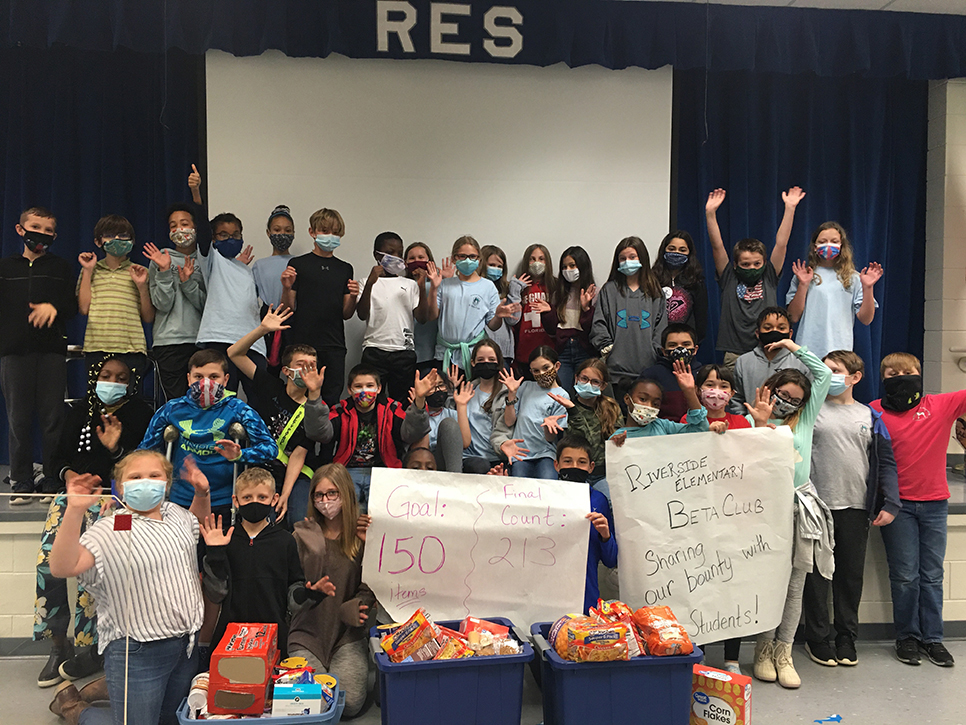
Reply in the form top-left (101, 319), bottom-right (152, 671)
top-left (566, 620), bottom-right (629, 662)
top-left (592, 599), bottom-right (645, 658)
top-left (548, 614), bottom-right (592, 659)
top-left (632, 605), bottom-right (694, 656)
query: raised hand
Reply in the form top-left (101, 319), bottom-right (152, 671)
top-left (143, 243), bottom-right (171, 271)
top-left (454, 381), bottom-right (475, 407)
top-left (495, 300), bottom-right (520, 319)
top-left (95, 413), bottom-right (123, 452)
top-left (200, 513), bottom-right (233, 547)
top-left (499, 439), bottom-right (530, 463)
top-left (306, 576), bottom-right (336, 597)
top-left (515, 273), bottom-right (532, 288)
top-left (347, 279), bottom-right (361, 296)
top-left (28, 302), bottom-right (58, 328)
top-left (238, 245), bottom-right (255, 266)
top-left (177, 256), bottom-right (195, 283)
top-left (440, 257), bottom-right (455, 278)
top-left (213, 439), bottom-right (242, 461)
top-left (531, 299), bottom-right (551, 314)
top-left (580, 284), bottom-right (597, 312)
top-left (413, 368), bottom-right (439, 402)
top-left (763, 337), bottom-right (799, 355)
top-left (129, 264), bottom-right (149, 287)
top-left (356, 514), bottom-right (372, 542)
top-left (744, 385), bottom-right (775, 427)
top-left (281, 266), bottom-right (297, 290)
top-left (78, 252), bottom-right (97, 271)
top-left (181, 455), bottom-right (210, 497)
top-left (586, 512), bottom-right (610, 540)
top-left (499, 368), bottom-right (522, 396)
top-left (188, 163), bottom-right (201, 191)
top-left (447, 364), bottom-right (463, 388)
top-left (301, 365), bottom-right (325, 395)
top-left (672, 359), bottom-right (695, 392)
top-left (782, 186), bottom-right (806, 208)
top-left (541, 414), bottom-right (566, 436)
top-left (860, 262), bottom-right (884, 288)
top-left (792, 259), bottom-right (814, 286)
top-left (706, 188), bottom-right (727, 213)
top-left (261, 304), bottom-right (293, 332)
top-left (427, 261), bottom-right (443, 289)
top-left (547, 391), bottom-right (575, 409)
top-left (65, 473), bottom-right (103, 511)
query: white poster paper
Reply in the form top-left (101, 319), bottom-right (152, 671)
top-left (362, 468), bottom-right (590, 628)
top-left (607, 427), bottom-right (795, 641)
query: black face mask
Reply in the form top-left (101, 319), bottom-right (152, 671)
top-left (735, 265), bottom-right (766, 285)
top-left (472, 362), bottom-right (501, 380)
top-left (666, 347), bottom-right (693, 365)
top-left (758, 330), bottom-right (791, 348)
top-left (557, 467), bottom-right (590, 483)
top-left (881, 374), bottom-right (923, 413)
top-left (23, 229), bottom-right (54, 253)
top-left (426, 390), bottom-right (448, 409)
top-left (238, 501), bottom-right (273, 523)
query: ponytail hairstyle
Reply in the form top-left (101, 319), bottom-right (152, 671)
top-left (761, 368), bottom-right (812, 431)
top-left (608, 236), bottom-right (662, 298)
top-left (471, 339), bottom-right (506, 413)
top-left (652, 230), bottom-right (705, 289)
top-left (479, 244), bottom-right (509, 297)
top-left (308, 463), bottom-right (361, 561)
top-left (554, 246), bottom-right (595, 320)
top-left (808, 221), bottom-right (856, 290)
top-left (516, 244), bottom-right (558, 299)
top-left (575, 357), bottom-right (621, 438)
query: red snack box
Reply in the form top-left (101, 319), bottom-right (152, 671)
top-left (459, 616), bottom-right (509, 638)
top-left (208, 623), bottom-right (279, 715)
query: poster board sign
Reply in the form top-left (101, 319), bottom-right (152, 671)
top-left (363, 468), bottom-right (589, 627)
top-left (607, 427), bottom-right (795, 641)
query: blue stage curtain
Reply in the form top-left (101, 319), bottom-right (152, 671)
top-left (674, 69), bottom-right (928, 402)
top-left (0, 45), bottom-right (202, 466)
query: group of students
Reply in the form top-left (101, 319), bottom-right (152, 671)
top-left (1, 175), bottom-right (961, 724)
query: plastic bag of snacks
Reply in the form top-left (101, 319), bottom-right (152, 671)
top-left (591, 599), bottom-right (645, 658)
top-left (380, 608), bottom-right (443, 662)
top-left (632, 605), bottom-right (694, 656)
top-left (433, 636), bottom-right (475, 660)
top-left (548, 613), bottom-right (629, 662)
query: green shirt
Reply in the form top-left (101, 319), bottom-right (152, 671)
top-left (568, 400), bottom-right (624, 470)
top-left (78, 259), bottom-right (146, 354)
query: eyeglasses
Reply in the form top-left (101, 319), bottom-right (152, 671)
top-left (454, 253), bottom-right (480, 262)
top-left (574, 375), bottom-right (603, 389)
top-left (312, 490), bottom-right (341, 502)
top-left (774, 391), bottom-right (803, 407)
top-left (214, 231), bottom-right (242, 241)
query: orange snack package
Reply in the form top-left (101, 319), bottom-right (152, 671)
top-left (592, 599), bottom-right (645, 658)
top-left (548, 614), bottom-right (592, 659)
top-left (566, 620), bottom-right (629, 662)
top-left (459, 616), bottom-right (509, 638)
top-left (380, 609), bottom-right (442, 663)
top-left (632, 606), bottom-right (694, 657)
top-left (433, 636), bottom-right (475, 660)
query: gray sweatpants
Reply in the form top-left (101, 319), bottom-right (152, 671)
top-left (0, 353), bottom-right (66, 483)
top-left (290, 639), bottom-right (369, 718)
top-left (433, 417), bottom-right (464, 474)
top-left (757, 566), bottom-right (808, 645)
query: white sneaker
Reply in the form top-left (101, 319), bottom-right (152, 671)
top-left (774, 641), bottom-right (801, 689)
top-left (753, 639), bottom-right (777, 682)
top-left (723, 661), bottom-right (742, 675)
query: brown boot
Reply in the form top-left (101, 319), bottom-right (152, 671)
top-left (78, 676), bottom-right (109, 703)
top-left (50, 681), bottom-right (90, 724)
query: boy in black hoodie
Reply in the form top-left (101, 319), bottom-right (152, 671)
top-left (200, 467), bottom-right (335, 659)
top-left (639, 323), bottom-right (700, 421)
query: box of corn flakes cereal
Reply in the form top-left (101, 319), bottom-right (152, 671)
top-left (691, 664), bottom-right (751, 725)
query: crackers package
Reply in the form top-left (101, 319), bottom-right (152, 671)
top-left (632, 606), bottom-right (694, 656)
top-left (380, 608), bottom-right (442, 663)
top-left (691, 665), bottom-right (752, 725)
top-left (208, 623), bottom-right (279, 715)
top-left (566, 620), bottom-right (629, 662)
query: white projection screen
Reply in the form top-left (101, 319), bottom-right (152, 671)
top-left (205, 50), bottom-right (672, 370)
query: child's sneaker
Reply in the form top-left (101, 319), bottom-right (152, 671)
top-left (38, 477), bottom-right (63, 505)
top-left (805, 640), bottom-right (837, 667)
top-left (9, 479), bottom-right (35, 505)
top-left (723, 661), bottom-right (742, 675)
top-left (919, 641), bottom-right (955, 667)
top-left (895, 637), bottom-right (921, 665)
top-left (835, 635), bottom-right (858, 666)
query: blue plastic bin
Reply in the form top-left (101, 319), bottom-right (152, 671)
top-left (176, 679), bottom-right (345, 723)
top-left (370, 616), bottom-right (533, 725)
top-left (531, 621), bottom-right (702, 725)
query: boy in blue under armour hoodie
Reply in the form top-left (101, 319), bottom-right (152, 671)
top-left (138, 348), bottom-right (278, 519)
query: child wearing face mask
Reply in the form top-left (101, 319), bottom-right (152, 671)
top-left (47, 450), bottom-right (211, 725)
top-left (786, 222), bottom-right (883, 359)
top-left (495, 346), bottom-right (570, 480)
top-left (289, 464), bottom-right (376, 718)
top-left (479, 244), bottom-right (524, 368)
top-left (228, 307), bottom-right (320, 525)
top-left (688, 364), bottom-right (751, 432)
top-left (801, 350), bottom-right (899, 671)
top-left (743, 337), bottom-right (831, 690)
top-left (730, 307), bottom-right (811, 415)
top-left (408, 367), bottom-right (473, 473)
top-left (199, 467), bottom-right (334, 662)
top-left (869, 352), bottom-right (966, 669)
top-left (252, 205), bottom-right (298, 374)
top-left (404, 242), bottom-right (442, 377)
top-left (144, 195), bottom-right (208, 401)
top-left (76, 214), bottom-right (153, 387)
top-left (513, 244), bottom-right (556, 370)
top-left (591, 237), bottom-right (667, 399)
top-left (281, 207), bottom-right (360, 406)
top-left (652, 230), bottom-right (709, 344)
top-left (358, 231), bottom-right (431, 403)
top-left (640, 323), bottom-right (701, 422)
top-left (460, 340), bottom-right (512, 474)
top-left (302, 366), bottom-right (433, 513)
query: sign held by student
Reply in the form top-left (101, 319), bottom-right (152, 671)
top-left (607, 427), bottom-right (795, 641)
top-left (363, 468), bottom-right (589, 627)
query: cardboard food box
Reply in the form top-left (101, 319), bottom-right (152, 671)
top-left (208, 623), bottom-right (279, 716)
top-left (691, 665), bottom-right (752, 725)
top-left (272, 683), bottom-right (324, 717)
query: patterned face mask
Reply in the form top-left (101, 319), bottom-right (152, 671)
top-left (352, 389), bottom-right (377, 409)
top-left (699, 387), bottom-right (730, 411)
top-left (188, 378), bottom-right (225, 408)
top-left (770, 394), bottom-right (801, 420)
top-left (534, 369), bottom-right (557, 389)
top-left (816, 243), bottom-right (841, 260)
top-left (269, 233), bottom-right (295, 251)
top-left (169, 228), bottom-right (197, 247)
top-left (629, 403), bottom-right (659, 426)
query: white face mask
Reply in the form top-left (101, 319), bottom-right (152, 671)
top-left (562, 268), bottom-right (580, 283)
top-left (629, 403), bottom-right (660, 426)
top-left (529, 262), bottom-right (546, 277)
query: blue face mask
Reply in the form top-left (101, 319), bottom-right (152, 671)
top-left (486, 265), bottom-right (503, 281)
top-left (214, 238), bottom-right (243, 259)
top-left (103, 237), bottom-right (133, 257)
top-left (618, 259), bottom-right (642, 276)
top-left (315, 234), bottom-right (341, 251)
top-left (828, 373), bottom-right (850, 396)
top-left (95, 381), bottom-right (128, 406)
top-left (664, 251), bottom-right (688, 268)
top-left (122, 478), bottom-right (167, 513)
top-left (574, 381), bottom-right (602, 399)
top-left (454, 258), bottom-right (480, 276)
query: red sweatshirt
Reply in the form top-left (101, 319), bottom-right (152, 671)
top-left (515, 282), bottom-right (553, 364)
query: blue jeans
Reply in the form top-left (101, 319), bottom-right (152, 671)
top-left (511, 457), bottom-right (558, 480)
top-left (557, 338), bottom-right (592, 396)
top-left (348, 467), bottom-right (372, 513)
top-left (85, 634), bottom-right (198, 725)
top-left (879, 499), bottom-right (948, 643)
top-left (287, 474), bottom-right (311, 525)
